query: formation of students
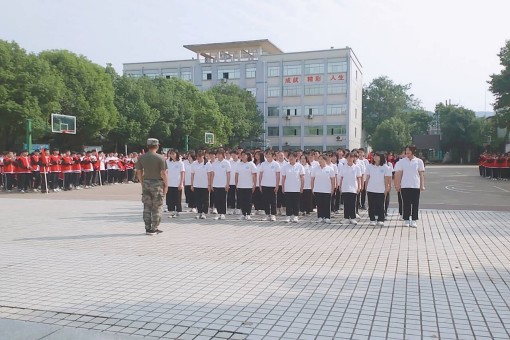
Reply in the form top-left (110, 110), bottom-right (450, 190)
top-left (0, 149), bottom-right (140, 193)
top-left (478, 152), bottom-right (510, 180)
top-left (164, 145), bottom-right (425, 228)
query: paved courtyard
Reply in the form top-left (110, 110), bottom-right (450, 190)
top-left (1, 166), bottom-right (509, 339)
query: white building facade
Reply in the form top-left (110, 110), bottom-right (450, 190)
top-left (123, 39), bottom-right (363, 151)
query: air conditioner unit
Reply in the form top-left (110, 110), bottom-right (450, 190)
top-left (286, 116), bottom-right (291, 120)
top-left (336, 136), bottom-right (343, 141)
top-left (307, 114), bottom-right (313, 119)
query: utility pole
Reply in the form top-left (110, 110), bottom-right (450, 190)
top-left (26, 119), bottom-right (32, 152)
top-left (184, 135), bottom-right (189, 152)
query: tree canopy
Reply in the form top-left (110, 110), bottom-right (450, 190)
top-left (489, 39), bottom-right (510, 134)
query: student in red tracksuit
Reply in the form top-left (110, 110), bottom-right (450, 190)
top-left (30, 150), bottom-right (41, 192)
top-left (39, 150), bottom-right (50, 193)
top-left (81, 151), bottom-right (94, 188)
top-left (61, 150), bottom-right (73, 191)
top-left (71, 152), bottom-right (82, 189)
top-left (117, 155), bottom-right (126, 184)
top-left (16, 150), bottom-right (32, 193)
top-left (49, 149), bottom-right (62, 191)
top-left (3, 152), bottom-right (16, 192)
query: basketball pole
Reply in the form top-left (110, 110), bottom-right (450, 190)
top-left (26, 119), bottom-right (32, 153)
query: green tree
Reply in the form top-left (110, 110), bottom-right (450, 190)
top-left (207, 83), bottom-right (263, 146)
top-left (488, 39), bottom-right (510, 146)
top-left (397, 109), bottom-right (433, 136)
top-left (371, 117), bottom-right (411, 152)
top-left (362, 76), bottom-right (420, 143)
top-left (0, 40), bottom-right (63, 150)
top-left (39, 50), bottom-right (118, 147)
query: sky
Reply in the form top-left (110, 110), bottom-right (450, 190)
top-left (1, 0), bottom-right (509, 113)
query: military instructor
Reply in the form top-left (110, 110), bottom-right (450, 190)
top-left (135, 138), bottom-right (168, 235)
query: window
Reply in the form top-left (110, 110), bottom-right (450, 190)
top-left (355, 127), bottom-right (357, 137)
top-left (127, 73), bottom-right (142, 78)
top-left (246, 66), bottom-right (256, 78)
top-left (327, 125), bottom-right (346, 135)
top-left (268, 65), bottom-right (280, 77)
top-left (304, 106), bottom-right (323, 117)
top-left (283, 64), bottom-right (302, 76)
top-left (246, 88), bottom-right (256, 97)
top-left (304, 85), bottom-right (324, 96)
top-left (202, 69), bottom-right (212, 80)
top-left (267, 127), bottom-right (279, 136)
top-left (328, 59), bottom-right (348, 73)
top-left (305, 63), bottom-right (324, 75)
top-left (218, 69), bottom-right (240, 79)
top-left (304, 126), bottom-right (323, 136)
top-left (304, 146), bottom-right (324, 152)
top-left (283, 106), bottom-right (300, 116)
top-left (181, 70), bottom-right (192, 81)
top-left (328, 84), bottom-right (347, 94)
top-left (268, 107), bottom-right (279, 117)
top-left (283, 86), bottom-right (301, 97)
top-left (163, 71), bottom-right (178, 79)
top-left (355, 108), bottom-right (357, 119)
top-left (143, 73), bottom-right (159, 79)
top-left (283, 126), bottom-right (301, 136)
top-left (268, 87), bottom-right (280, 97)
top-left (326, 104), bottom-right (347, 115)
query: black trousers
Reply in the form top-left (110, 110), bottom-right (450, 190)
top-left (166, 187), bottom-right (183, 212)
top-left (227, 185), bottom-right (237, 209)
top-left (209, 190), bottom-right (215, 208)
top-left (18, 173), bottom-right (30, 191)
top-left (237, 188), bottom-right (253, 216)
top-left (107, 169), bottom-right (117, 184)
top-left (194, 188), bottom-right (209, 214)
top-left (127, 169), bottom-right (134, 182)
top-left (63, 172), bottom-right (72, 190)
top-left (277, 186), bottom-right (285, 208)
top-left (253, 187), bottom-right (263, 210)
top-left (343, 192), bottom-right (357, 219)
top-left (84, 171), bottom-right (93, 186)
top-left (385, 192), bottom-right (390, 215)
top-left (398, 191), bottom-right (403, 216)
top-left (262, 186), bottom-right (277, 216)
top-left (213, 187), bottom-right (227, 214)
top-left (118, 171), bottom-right (125, 183)
top-left (285, 192), bottom-right (300, 216)
top-left (32, 171), bottom-right (40, 189)
top-left (333, 188), bottom-right (341, 211)
top-left (50, 172), bottom-right (60, 189)
top-left (40, 172), bottom-right (49, 192)
top-left (100, 170), bottom-right (107, 184)
top-left (368, 192), bottom-right (385, 222)
top-left (300, 189), bottom-right (313, 213)
top-left (315, 192), bottom-right (332, 219)
top-left (401, 188), bottom-right (421, 221)
top-left (359, 187), bottom-right (367, 207)
top-left (5, 173), bottom-right (15, 191)
top-left (185, 185), bottom-right (196, 208)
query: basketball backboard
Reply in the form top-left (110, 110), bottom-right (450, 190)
top-left (205, 132), bottom-right (214, 145)
top-left (51, 114), bottom-right (76, 134)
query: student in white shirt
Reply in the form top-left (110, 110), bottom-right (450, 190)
top-left (253, 151), bottom-right (265, 214)
top-left (311, 155), bottom-right (336, 223)
top-left (357, 148), bottom-right (370, 210)
top-left (326, 154), bottom-right (339, 213)
top-left (259, 150), bottom-right (281, 221)
top-left (299, 155), bottom-right (313, 216)
top-left (394, 145), bottom-right (425, 228)
top-left (339, 152), bottom-right (363, 225)
top-left (106, 152), bottom-right (119, 184)
top-left (207, 150), bottom-right (217, 214)
top-left (276, 151), bottom-right (288, 215)
top-left (165, 150), bottom-right (185, 217)
top-left (183, 153), bottom-right (197, 213)
top-left (366, 152), bottom-right (392, 226)
top-left (209, 149), bottom-right (231, 220)
top-left (228, 150), bottom-right (240, 214)
top-left (191, 152), bottom-right (212, 219)
top-left (281, 152), bottom-right (305, 223)
top-left (384, 158), bottom-right (394, 216)
top-left (235, 152), bottom-right (257, 220)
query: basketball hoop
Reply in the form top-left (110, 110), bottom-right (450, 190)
top-left (61, 130), bottom-right (71, 135)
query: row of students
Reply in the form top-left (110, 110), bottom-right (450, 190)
top-left (478, 152), bottom-right (510, 180)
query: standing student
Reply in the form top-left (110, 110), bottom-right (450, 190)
top-left (227, 150), bottom-right (240, 214)
top-left (339, 152), bottom-right (362, 225)
top-left (235, 152), bottom-right (257, 220)
top-left (81, 151), bottom-right (94, 188)
top-left (49, 149), bottom-right (61, 192)
top-left (384, 155), bottom-right (394, 216)
top-left (276, 151), bottom-right (288, 215)
top-left (191, 152), bottom-right (211, 219)
top-left (210, 149), bottom-right (231, 220)
top-left (357, 148), bottom-right (369, 210)
top-left (207, 151), bottom-right (217, 214)
top-left (184, 153), bottom-right (197, 213)
top-left (259, 150), bottom-right (281, 221)
top-left (166, 150), bottom-right (185, 217)
top-left (366, 152), bottom-right (392, 226)
top-left (60, 150), bottom-right (73, 191)
top-left (300, 155), bottom-right (313, 216)
top-left (253, 151), bottom-right (265, 214)
top-left (326, 154), bottom-right (339, 213)
top-left (394, 145), bottom-right (425, 228)
top-left (71, 152), bottom-right (82, 189)
top-left (311, 155), bottom-right (336, 223)
top-left (16, 150), bottom-right (32, 193)
top-left (281, 152), bottom-right (305, 223)
top-left (30, 150), bottom-right (41, 192)
top-left (106, 152), bottom-right (118, 184)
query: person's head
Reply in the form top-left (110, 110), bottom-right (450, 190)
top-left (208, 150), bottom-right (216, 161)
top-left (318, 155), bottom-right (328, 167)
top-left (331, 154), bottom-right (338, 163)
top-left (65, 150), bottom-right (71, 156)
top-left (241, 151), bottom-right (252, 162)
top-left (373, 152), bottom-right (386, 166)
top-left (346, 152), bottom-right (356, 165)
top-left (33, 149), bottom-right (40, 156)
top-left (216, 149), bottom-right (225, 161)
top-left (288, 152), bottom-right (297, 164)
top-left (405, 145), bottom-right (417, 159)
top-left (147, 138), bottom-right (159, 152)
top-left (300, 154), bottom-right (310, 166)
top-left (230, 150), bottom-right (238, 161)
top-left (264, 149), bottom-right (275, 162)
top-left (358, 148), bottom-right (365, 158)
top-left (337, 148), bottom-right (345, 158)
top-left (188, 152), bottom-right (196, 162)
top-left (168, 149), bottom-right (179, 161)
top-left (277, 151), bottom-right (285, 162)
top-left (21, 150), bottom-right (28, 156)
top-left (196, 151), bottom-right (205, 164)
top-left (52, 149), bottom-right (59, 155)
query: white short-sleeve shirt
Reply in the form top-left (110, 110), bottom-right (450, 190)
top-left (236, 161), bottom-right (257, 189)
top-left (229, 159), bottom-right (240, 185)
top-left (184, 159), bottom-right (192, 185)
top-left (260, 160), bottom-right (281, 187)
top-left (394, 157), bottom-right (425, 189)
top-left (340, 164), bottom-right (362, 193)
top-left (210, 159), bottom-right (231, 188)
top-left (166, 160), bottom-right (185, 187)
top-left (366, 164), bottom-right (392, 194)
top-left (191, 160), bottom-right (212, 188)
top-left (281, 163), bottom-right (305, 192)
top-left (302, 164), bottom-right (312, 190)
top-left (311, 165), bottom-right (336, 193)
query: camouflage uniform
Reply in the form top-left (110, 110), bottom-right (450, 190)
top-left (142, 179), bottom-right (164, 231)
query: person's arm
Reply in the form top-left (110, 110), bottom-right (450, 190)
top-left (384, 175), bottom-right (391, 195)
top-left (226, 171), bottom-right (230, 191)
top-left (330, 176), bottom-right (335, 194)
top-left (258, 170), bottom-right (264, 188)
top-left (191, 172), bottom-right (195, 191)
top-left (365, 175), bottom-right (370, 190)
top-left (179, 171), bottom-right (184, 190)
top-left (419, 171), bottom-right (425, 191)
top-left (275, 171), bottom-right (280, 193)
top-left (300, 174), bottom-right (304, 193)
top-left (161, 170), bottom-right (168, 195)
top-left (357, 176), bottom-right (362, 193)
top-left (137, 170), bottom-right (143, 185)
top-left (235, 172), bottom-right (239, 187)
top-left (281, 175), bottom-right (286, 193)
top-left (252, 173), bottom-right (257, 192)
top-left (208, 171), bottom-right (214, 192)
top-left (394, 171), bottom-right (402, 192)
top-left (311, 176), bottom-right (315, 193)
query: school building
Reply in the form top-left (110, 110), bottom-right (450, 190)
top-left (123, 39), bottom-right (363, 151)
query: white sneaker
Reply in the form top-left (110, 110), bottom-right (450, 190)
top-left (292, 216), bottom-right (299, 223)
top-left (200, 214), bottom-right (207, 219)
top-left (356, 214), bottom-right (361, 219)
top-left (285, 217), bottom-right (291, 223)
top-left (369, 221), bottom-right (376, 226)
top-left (350, 219), bottom-right (358, 225)
top-left (410, 220), bottom-right (417, 228)
top-left (195, 215), bottom-right (201, 219)
top-left (270, 215), bottom-right (276, 222)
top-left (219, 214), bottom-right (225, 220)
top-left (377, 221), bottom-right (385, 227)
top-left (191, 208), bottom-right (197, 213)
top-left (324, 218), bottom-right (331, 224)
top-left (234, 209), bottom-right (241, 215)
top-left (228, 210), bottom-right (234, 215)
top-left (339, 206), bottom-right (344, 211)
top-left (212, 208), bottom-right (218, 214)
top-left (245, 215), bottom-right (251, 220)
top-left (214, 215), bottom-right (220, 220)
top-left (261, 216), bottom-right (268, 221)
top-left (404, 220), bottom-right (411, 227)
top-left (164, 208), bottom-right (168, 213)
